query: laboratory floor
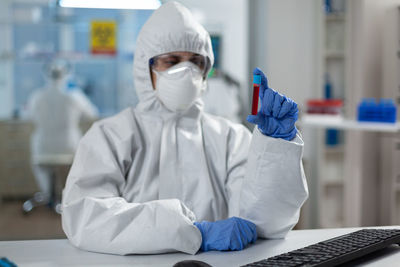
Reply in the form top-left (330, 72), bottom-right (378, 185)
top-left (0, 200), bottom-right (65, 241)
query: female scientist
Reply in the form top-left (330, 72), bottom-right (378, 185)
top-left (61, 1), bottom-right (308, 255)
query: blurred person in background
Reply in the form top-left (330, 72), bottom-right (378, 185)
top-left (25, 58), bottom-right (98, 211)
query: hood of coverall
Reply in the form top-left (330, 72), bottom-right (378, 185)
top-left (133, 1), bottom-right (214, 114)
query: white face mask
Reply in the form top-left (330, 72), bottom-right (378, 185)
top-left (154, 61), bottom-right (206, 112)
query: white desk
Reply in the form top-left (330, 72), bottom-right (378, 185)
top-left (1, 227), bottom-right (400, 267)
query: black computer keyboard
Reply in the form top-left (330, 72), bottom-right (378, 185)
top-left (241, 229), bottom-right (400, 267)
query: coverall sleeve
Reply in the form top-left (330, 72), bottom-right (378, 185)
top-left (70, 90), bottom-right (99, 120)
top-left (61, 122), bottom-right (202, 255)
top-left (227, 126), bottom-right (308, 239)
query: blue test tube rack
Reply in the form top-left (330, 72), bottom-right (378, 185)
top-left (357, 98), bottom-right (397, 123)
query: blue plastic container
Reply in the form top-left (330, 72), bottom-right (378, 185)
top-left (379, 99), bottom-right (397, 122)
top-left (357, 98), bottom-right (397, 123)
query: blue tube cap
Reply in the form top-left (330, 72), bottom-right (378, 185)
top-left (253, 74), bottom-right (261, 85)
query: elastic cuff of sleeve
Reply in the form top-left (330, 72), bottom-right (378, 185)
top-left (193, 222), bottom-right (205, 251)
top-left (257, 126), bottom-right (297, 141)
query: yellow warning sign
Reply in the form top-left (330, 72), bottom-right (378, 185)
top-left (90, 20), bottom-right (117, 55)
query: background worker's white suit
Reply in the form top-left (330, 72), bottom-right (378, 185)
top-left (28, 61), bottom-right (98, 195)
top-left (62, 2), bottom-right (308, 255)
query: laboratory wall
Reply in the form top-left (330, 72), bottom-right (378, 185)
top-left (252, 0), bottom-right (319, 110)
top-left (0, 1), bottom-right (14, 118)
top-left (0, 1), bottom-right (153, 118)
top-left (170, 0), bottom-right (248, 82)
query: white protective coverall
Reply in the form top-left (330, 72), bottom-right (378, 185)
top-left (28, 77), bottom-right (98, 194)
top-left (61, 1), bottom-right (308, 255)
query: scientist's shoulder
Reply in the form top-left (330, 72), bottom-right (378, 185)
top-left (202, 112), bottom-right (251, 135)
top-left (92, 108), bottom-right (135, 126)
top-left (85, 108), bottom-right (137, 138)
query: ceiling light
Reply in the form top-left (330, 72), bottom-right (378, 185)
top-left (59, 0), bottom-right (161, 10)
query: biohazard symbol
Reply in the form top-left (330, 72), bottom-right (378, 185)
top-left (91, 21), bottom-right (116, 55)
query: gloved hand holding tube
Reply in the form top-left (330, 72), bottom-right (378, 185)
top-left (247, 68), bottom-right (298, 141)
top-left (194, 217), bottom-right (257, 252)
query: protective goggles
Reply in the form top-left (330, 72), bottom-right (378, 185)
top-left (149, 52), bottom-right (208, 74)
top-left (152, 61), bottom-right (203, 80)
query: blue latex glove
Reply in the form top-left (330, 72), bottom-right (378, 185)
top-left (247, 68), bottom-right (298, 141)
top-left (194, 217), bottom-right (257, 252)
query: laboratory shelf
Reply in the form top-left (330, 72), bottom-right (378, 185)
top-left (300, 114), bottom-right (400, 133)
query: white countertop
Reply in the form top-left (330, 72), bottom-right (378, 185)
top-left (1, 227), bottom-right (400, 267)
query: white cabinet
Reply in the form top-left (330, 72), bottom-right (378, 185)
top-left (0, 121), bottom-right (38, 199)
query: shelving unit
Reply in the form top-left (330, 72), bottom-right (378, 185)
top-left (308, 0), bottom-right (348, 229)
top-left (301, 113), bottom-right (400, 227)
top-left (300, 115), bottom-right (400, 133)
top-left (302, 1), bottom-right (400, 230)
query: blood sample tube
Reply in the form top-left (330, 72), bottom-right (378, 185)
top-left (252, 74), bottom-right (261, 115)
